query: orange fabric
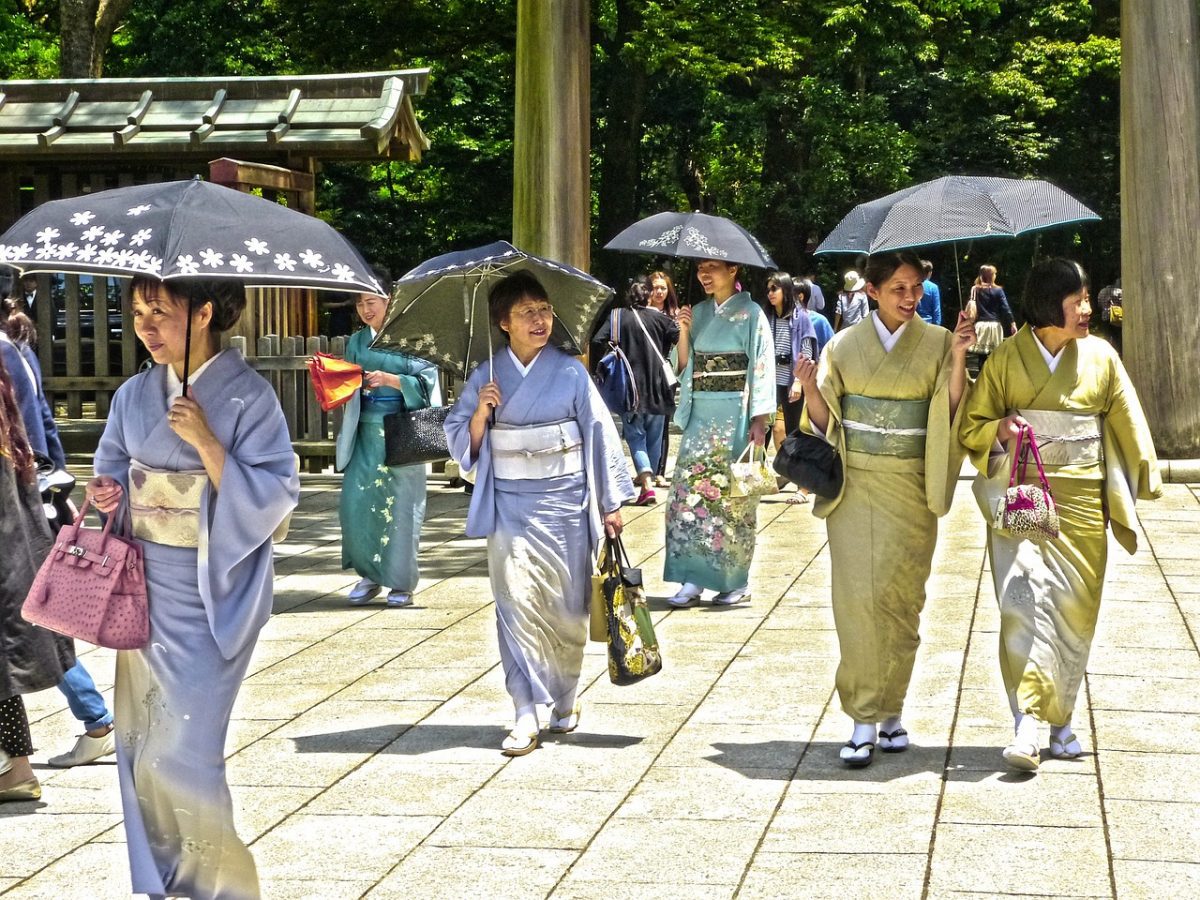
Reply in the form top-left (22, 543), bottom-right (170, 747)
top-left (306, 352), bottom-right (362, 411)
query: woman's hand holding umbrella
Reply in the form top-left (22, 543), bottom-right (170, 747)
top-left (952, 310), bottom-right (978, 359)
top-left (468, 382), bottom-right (502, 460)
top-left (793, 358), bottom-right (829, 435)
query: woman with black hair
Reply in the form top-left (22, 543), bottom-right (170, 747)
top-left (961, 259), bottom-right (1160, 772)
top-left (764, 272), bottom-right (817, 501)
top-left (85, 277), bottom-right (299, 898)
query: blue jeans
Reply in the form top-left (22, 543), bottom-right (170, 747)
top-left (622, 412), bottom-right (665, 478)
top-left (58, 660), bottom-right (113, 732)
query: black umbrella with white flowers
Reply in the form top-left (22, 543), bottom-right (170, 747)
top-left (0, 178), bottom-right (382, 295)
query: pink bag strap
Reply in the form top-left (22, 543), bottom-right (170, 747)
top-left (1008, 424), bottom-right (1051, 490)
top-left (1022, 425), bottom-right (1052, 490)
top-left (1007, 425), bottom-right (1026, 487)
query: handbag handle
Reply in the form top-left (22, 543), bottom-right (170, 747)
top-left (736, 442), bottom-right (766, 464)
top-left (65, 495), bottom-right (128, 552)
top-left (1008, 424), bottom-right (1051, 490)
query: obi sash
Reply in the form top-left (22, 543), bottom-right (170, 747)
top-left (692, 352), bottom-right (749, 393)
top-left (129, 459), bottom-right (206, 547)
top-left (841, 394), bottom-right (930, 459)
top-left (491, 420), bottom-right (584, 480)
top-left (1017, 408), bottom-right (1102, 467)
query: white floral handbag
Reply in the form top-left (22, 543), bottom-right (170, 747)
top-left (729, 443), bottom-right (775, 499)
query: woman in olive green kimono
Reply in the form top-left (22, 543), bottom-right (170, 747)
top-left (960, 259), bottom-right (1160, 772)
top-left (795, 250), bottom-right (975, 767)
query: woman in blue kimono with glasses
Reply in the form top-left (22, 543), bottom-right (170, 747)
top-left (445, 271), bottom-right (634, 757)
top-left (87, 277), bottom-right (299, 900)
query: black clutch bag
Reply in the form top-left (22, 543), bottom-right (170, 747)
top-left (383, 378), bottom-right (450, 467)
top-left (773, 428), bottom-right (844, 499)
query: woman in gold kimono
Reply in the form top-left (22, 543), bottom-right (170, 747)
top-left (795, 250), bottom-right (975, 767)
top-left (960, 259), bottom-right (1160, 772)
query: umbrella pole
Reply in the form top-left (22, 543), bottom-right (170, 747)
top-left (953, 242), bottom-right (963, 309)
top-left (182, 298), bottom-right (194, 399)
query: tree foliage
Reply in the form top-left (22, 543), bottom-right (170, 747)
top-left (1, 0), bottom-right (1121, 299)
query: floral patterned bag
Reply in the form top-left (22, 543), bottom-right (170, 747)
top-left (729, 442), bottom-right (775, 499)
top-left (601, 536), bottom-right (662, 685)
top-left (995, 424), bottom-right (1060, 542)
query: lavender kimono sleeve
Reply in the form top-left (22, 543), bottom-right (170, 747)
top-left (576, 370), bottom-right (636, 522)
top-left (94, 383), bottom-right (134, 507)
top-left (444, 365), bottom-right (497, 538)
top-left (748, 305), bottom-right (777, 420)
top-left (199, 380), bottom-right (299, 659)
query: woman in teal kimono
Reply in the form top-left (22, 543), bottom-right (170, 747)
top-left (665, 259), bottom-right (775, 607)
top-left (337, 291), bottom-right (441, 608)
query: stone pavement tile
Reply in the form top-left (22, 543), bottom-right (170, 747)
top-left (1092, 709), bottom-right (1200, 752)
top-left (333, 664), bottom-right (490, 703)
top-left (0, 841), bottom-right (130, 900)
top-left (1112, 860), bottom-right (1200, 899)
top-left (232, 784), bottom-right (325, 841)
top-left (255, 608), bottom-right (375, 641)
top-left (688, 686), bottom-right (826, 727)
top-left (428, 786), bottom-right (623, 850)
top-left (1093, 601), bottom-right (1194, 649)
top-left (21, 776), bottom-right (122, 816)
top-left (317, 627), bottom-right (446, 659)
top-left (1106, 799), bottom-right (1200, 864)
top-left (734, 627), bottom-right (839, 658)
top-left (614, 764), bottom-right (789, 822)
top-left (1099, 751), bottom-right (1200, 802)
top-left (0, 813), bottom-right (121, 878)
top-left (226, 737), bottom-right (374, 787)
top-left (938, 770), bottom-right (1102, 827)
top-left (245, 645), bottom-right (400, 685)
top-left (367, 846), bottom-right (577, 899)
top-left (245, 639), bottom-right (319, 676)
top-left (566, 818), bottom-right (761, 885)
top-left (660, 721), bottom-right (811, 773)
top-left (926, 823), bottom-right (1110, 896)
top-left (0, 879), bottom-right (18, 893)
top-left (553, 882), bottom-right (735, 900)
top-left (306, 759), bottom-right (502, 817)
top-left (258, 877), bottom-right (378, 899)
top-left (272, 699), bottom-right (437, 745)
top-left (231, 681), bottom-right (345, 720)
top-left (651, 613), bottom-right (764, 645)
top-left (377, 720), bottom-right (517, 765)
top-left (762, 791), bottom-right (938, 854)
top-left (738, 851), bottom-right (926, 900)
top-left (488, 741), bottom-right (659, 794)
top-left (757, 606), bottom-right (835, 630)
top-left (1087, 674), bottom-right (1200, 714)
top-left (252, 813), bottom-right (441, 881)
top-left (789, 743), bottom-right (948, 795)
top-left (948, 723), bottom-right (1097, 775)
top-left (226, 717), bottom-right (286, 754)
top-left (1087, 646), bottom-right (1200, 679)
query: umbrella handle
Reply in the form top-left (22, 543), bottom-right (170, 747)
top-left (181, 296), bottom-right (194, 399)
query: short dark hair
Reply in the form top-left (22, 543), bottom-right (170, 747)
top-left (488, 270), bottom-right (549, 332)
top-left (794, 278), bottom-right (814, 310)
top-left (626, 276), bottom-right (651, 308)
top-left (0, 296), bottom-right (37, 348)
top-left (920, 259), bottom-right (934, 278)
top-left (132, 277), bottom-right (246, 333)
top-left (863, 250), bottom-right (923, 289)
top-left (765, 271), bottom-right (797, 318)
top-left (1023, 259), bottom-right (1089, 329)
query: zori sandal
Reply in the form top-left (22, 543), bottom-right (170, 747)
top-left (501, 729), bottom-right (539, 757)
top-left (839, 740), bottom-right (875, 768)
top-left (878, 728), bottom-right (909, 753)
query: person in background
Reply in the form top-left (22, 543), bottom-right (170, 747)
top-left (13, 273), bottom-right (38, 318)
top-left (648, 270), bottom-right (681, 487)
top-left (591, 278), bottom-right (679, 506)
top-left (0, 351), bottom-right (74, 803)
top-left (0, 298), bottom-right (115, 768)
top-left (918, 260), bottom-right (942, 326)
top-left (834, 270), bottom-right (870, 331)
top-left (799, 278), bottom-right (835, 361)
top-left (664, 258), bottom-right (775, 608)
top-left (795, 250), bottom-right (975, 768)
top-left (763, 272), bottom-right (817, 503)
top-left (805, 271), bottom-right (827, 314)
top-left (1097, 280), bottom-right (1122, 355)
top-left (967, 264), bottom-right (1016, 373)
top-left (320, 290), bottom-right (358, 338)
top-left (337, 288), bottom-right (441, 608)
top-left (960, 260), bottom-right (1159, 772)
top-left (444, 271), bottom-right (634, 756)
top-left (88, 277), bottom-right (299, 898)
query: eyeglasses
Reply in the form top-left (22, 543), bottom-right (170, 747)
top-left (510, 304), bottom-right (554, 322)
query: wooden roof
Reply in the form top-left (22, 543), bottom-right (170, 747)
top-left (0, 70), bottom-right (431, 162)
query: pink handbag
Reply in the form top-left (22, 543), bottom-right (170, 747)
top-left (21, 498), bottom-right (149, 650)
top-left (995, 424), bottom-right (1060, 542)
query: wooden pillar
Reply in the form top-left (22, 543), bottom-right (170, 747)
top-left (1121, 0), bottom-right (1200, 457)
top-left (513, 0), bottom-right (591, 271)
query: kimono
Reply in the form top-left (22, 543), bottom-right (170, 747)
top-left (95, 349), bottom-right (299, 900)
top-left (802, 314), bottom-right (966, 723)
top-left (336, 328), bottom-right (440, 592)
top-left (665, 292), bottom-right (775, 592)
top-left (960, 328), bottom-right (1161, 725)
top-left (444, 347), bottom-right (634, 712)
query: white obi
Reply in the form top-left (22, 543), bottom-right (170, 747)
top-left (1017, 408), bottom-right (1103, 467)
top-left (129, 459), bottom-right (206, 547)
top-left (491, 420), bottom-right (584, 480)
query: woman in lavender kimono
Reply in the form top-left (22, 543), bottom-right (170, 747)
top-left (444, 271), bottom-right (634, 757)
top-left (336, 290), bottom-right (440, 608)
top-left (665, 258), bottom-right (775, 608)
top-left (87, 278), bottom-right (299, 900)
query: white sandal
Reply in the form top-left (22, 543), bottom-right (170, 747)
top-left (548, 704), bottom-right (582, 734)
top-left (501, 729), bottom-right (539, 757)
top-left (1002, 740), bottom-right (1041, 771)
top-left (1049, 733), bottom-right (1082, 759)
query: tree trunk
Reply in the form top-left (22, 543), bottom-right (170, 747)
top-left (1121, 0), bottom-right (1200, 457)
top-left (59, 0), bottom-right (134, 78)
top-left (593, 0), bottom-right (647, 288)
top-left (513, 0), bottom-right (591, 272)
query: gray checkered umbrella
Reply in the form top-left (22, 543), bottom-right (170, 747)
top-left (815, 176), bottom-right (1100, 255)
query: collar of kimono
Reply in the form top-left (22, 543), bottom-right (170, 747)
top-left (166, 349), bottom-right (225, 400)
top-left (506, 345), bottom-right (544, 376)
top-left (870, 310), bottom-right (909, 353)
top-left (1030, 328), bottom-right (1066, 373)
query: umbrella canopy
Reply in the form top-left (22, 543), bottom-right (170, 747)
top-left (604, 211), bottom-right (777, 269)
top-left (0, 178), bottom-right (383, 295)
top-left (371, 241), bottom-right (613, 378)
top-left (815, 176), bottom-right (1100, 255)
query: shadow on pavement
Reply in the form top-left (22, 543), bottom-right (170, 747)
top-left (707, 741), bottom-right (1008, 781)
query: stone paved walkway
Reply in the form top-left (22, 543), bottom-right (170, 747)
top-left (4, 470), bottom-right (1199, 899)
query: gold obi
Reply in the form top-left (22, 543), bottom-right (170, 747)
top-left (841, 395), bottom-right (930, 459)
top-left (1017, 408), bottom-right (1103, 467)
top-left (128, 460), bottom-right (206, 548)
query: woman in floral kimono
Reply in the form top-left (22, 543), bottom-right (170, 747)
top-left (795, 250), bottom-right (975, 768)
top-left (444, 271), bottom-right (634, 757)
top-left (336, 290), bottom-right (441, 608)
top-left (960, 259), bottom-right (1160, 772)
top-left (664, 259), bottom-right (775, 608)
top-left (88, 278), bottom-right (299, 900)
